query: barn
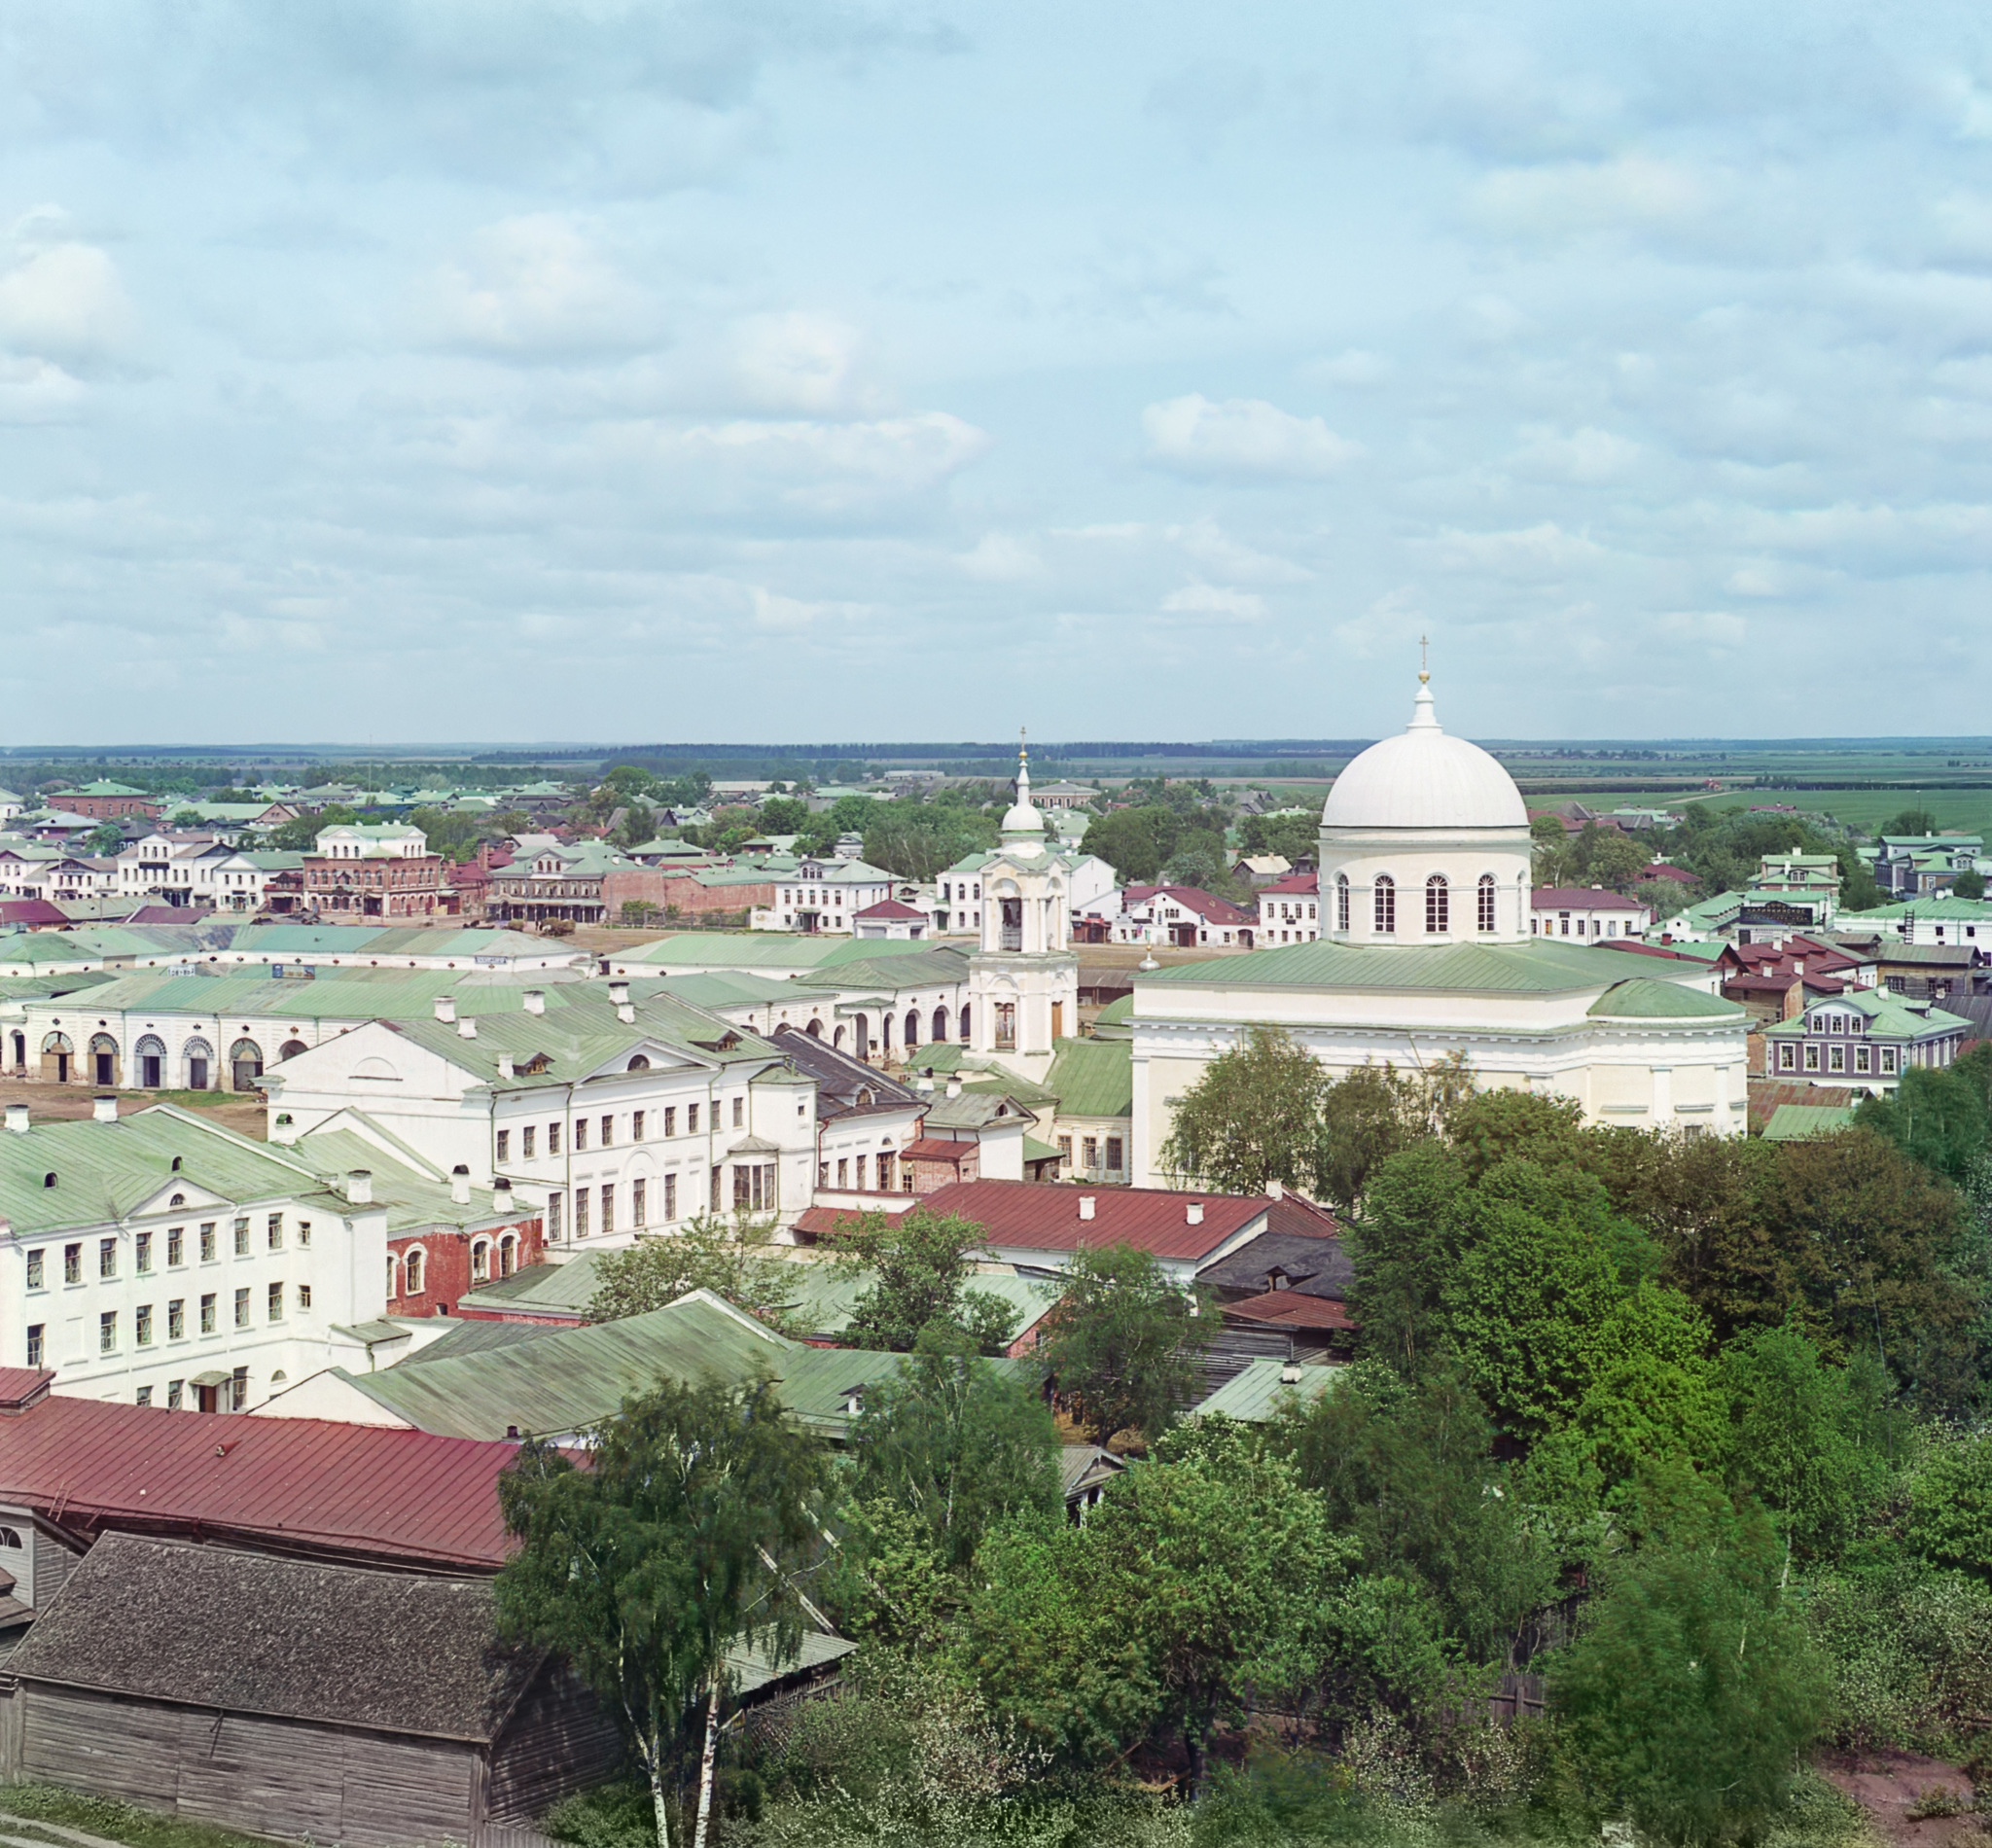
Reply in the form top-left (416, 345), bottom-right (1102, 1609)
top-left (2, 1533), bottom-right (623, 1848)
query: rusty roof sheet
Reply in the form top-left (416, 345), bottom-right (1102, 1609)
top-left (0, 1395), bottom-right (522, 1571)
top-left (920, 1178), bottom-right (1269, 1262)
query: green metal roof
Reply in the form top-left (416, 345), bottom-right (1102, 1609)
top-left (614, 934), bottom-right (940, 972)
top-left (1191, 1359), bottom-right (1342, 1423)
top-left (1763, 989), bottom-right (1971, 1041)
top-left (1094, 994), bottom-right (1134, 1026)
top-left (1763, 1104), bottom-right (1858, 1141)
top-left (1045, 1038), bottom-right (1134, 1118)
top-left (1585, 978), bottom-right (1746, 1021)
top-left (0, 1104), bottom-right (341, 1234)
top-left (1135, 938), bottom-right (1676, 997)
top-left (456, 1252), bottom-right (606, 1317)
top-left (1840, 900), bottom-right (1992, 923)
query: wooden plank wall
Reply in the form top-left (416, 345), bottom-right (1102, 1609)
top-left (19, 1685), bottom-right (481, 1848)
top-left (484, 1667), bottom-right (625, 1828)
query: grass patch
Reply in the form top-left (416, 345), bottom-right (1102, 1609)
top-left (0, 1784), bottom-right (290, 1848)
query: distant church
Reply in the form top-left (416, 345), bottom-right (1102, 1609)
top-left (1124, 670), bottom-right (1750, 1187)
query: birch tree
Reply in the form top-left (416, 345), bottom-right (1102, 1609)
top-left (496, 1377), bottom-right (824, 1848)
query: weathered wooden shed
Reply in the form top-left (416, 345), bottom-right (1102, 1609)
top-left (1, 1532), bottom-right (624, 1847)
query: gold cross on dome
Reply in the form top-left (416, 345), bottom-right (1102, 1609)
top-left (1419, 634), bottom-right (1430, 683)
top-left (1019, 725), bottom-right (1028, 766)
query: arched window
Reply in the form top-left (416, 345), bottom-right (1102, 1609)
top-left (182, 1036), bottom-right (213, 1091)
top-left (471, 1239), bottom-right (491, 1284)
top-left (1477, 874), bottom-right (1497, 933)
top-left (1335, 873), bottom-right (1349, 933)
top-left (626, 1054), bottom-right (650, 1071)
top-left (500, 1233), bottom-right (517, 1277)
top-left (405, 1249), bottom-right (425, 1296)
top-left (134, 1034), bottom-right (166, 1089)
top-left (0, 1526), bottom-right (21, 1548)
top-left (932, 1006), bottom-right (948, 1044)
top-left (1425, 875), bottom-right (1448, 935)
top-left (806, 1018), bottom-right (824, 1038)
top-left (1373, 875), bottom-right (1395, 934)
top-left (855, 1013), bottom-right (871, 1056)
top-left (229, 1039), bottom-right (264, 1092)
top-left (89, 1033), bottom-right (119, 1087)
top-left (905, 1010), bottom-right (919, 1048)
top-left (277, 1040), bottom-right (308, 1061)
top-left (958, 1006), bottom-right (972, 1042)
top-left (833, 1025), bottom-right (847, 1049)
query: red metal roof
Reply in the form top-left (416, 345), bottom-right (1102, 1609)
top-left (1223, 1289), bottom-right (1356, 1332)
top-left (793, 1203), bottom-right (910, 1240)
top-left (1599, 939), bottom-right (1703, 963)
top-left (0, 1368), bottom-right (52, 1409)
top-left (904, 1138), bottom-right (975, 1162)
top-left (1641, 863), bottom-right (1697, 884)
top-left (1260, 872), bottom-right (1319, 896)
top-left (1263, 1193), bottom-right (1340, 1238)
top-left (0, 902), bottom-right (67, 926)
top-left (1122, 885), bottom-right (1255, 926)
top-left (920, 1179), bottom-right (1269, 1261)
top-left (0, 1397), bottom-right (521, 1572)
top-left (855, 900), bottom-right (926, 919)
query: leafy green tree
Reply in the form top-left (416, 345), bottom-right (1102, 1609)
top-left (1880, 807), bottom-right (1938, 838)
top-left (1721, 1324), bottom-right (1891, 1561)
top-left (1158, 1023), bottom-right (1327, 1192)
top-left (497, 1378), bottom-right (825, 1848)
top-left (269, 801), bottom-right (356, 850)
top-left (1904, 1433), bottom-right (1992, 1579)
top-left (844, 1333), bottom-right (1060, 1574)
top-left (757, 795), bottom-right (810, 835)
top-left (1855, 1057), bottom-right (1992, 1189)
top-left (864, 800), bottom-right (997, 881)
top-left (1081, 804), bottom-right (1180, 882)
top-left (1314, 1062), bottom-right (1425, 1212)
top-left (1956, 869), bottom-right (1987, 901)
top-left (832, 1208), bottom-right (1019, 1354)
top-left (409, 804), bottom-right (482, 863)
top-left (1531, 812), bottom-right (1573, 884)
top-left (1240, 810), bottom-right (1318, 865)
top-left (585, 1216), bottom-right (800, 1333)
top-left (829, 793), bottom-right (879, 833)
top-left (86, 822), bottom-right (125, 856)
top-left (1036, 1242), bottom-right (1212, 1447)
top-left (1583, 827), bottom-right (1649, 892)
top-left (1550, 1486), bottom-right (1829, 1845)
top-left (1344, 1141), bottom-right (1469, 1374)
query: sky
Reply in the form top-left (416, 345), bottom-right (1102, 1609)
top-left (2, 1), bottom-right (1991, 747)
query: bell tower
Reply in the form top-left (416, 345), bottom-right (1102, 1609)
top-left (968, 732), bottom-right (1079, 1080)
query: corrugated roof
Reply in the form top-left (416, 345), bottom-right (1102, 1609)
top-left (1045, 1038), bottom-right (1134, 1119)
top-left (0, 1396), bottom-right (522, 1568)
top-left (458, 1253), bottom-right (606, 1319)
top-left (1763, 1104), bottom-right (1859, 1141)
top-left (1586, 978), bottom-right (1746, 1021)
top-left (1222, 1289), bottom-right (1356, 1331)
top-left (920, 1178), bottom-right (1268, 1261)
top-left (1191, 1358), bottom-right (1341, 1423)
top-left (1135, 938), bottom-right (1661, 996)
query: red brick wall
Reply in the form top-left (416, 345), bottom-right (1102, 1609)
top-left (387, 1216), bottom-right (545, 1317)
top-left (65, 795), bottom-right (162, 819)
top-left (654, 872), bottom-right (776, 917)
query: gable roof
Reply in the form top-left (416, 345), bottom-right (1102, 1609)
top-left (0, 1397), bottom-right (520, 1570)
top-left (1191, 1358), bottom-right (1341, 1423)
top-left (919, 1178), bottom-right (1269, 1262)
top-left (1044, 1037), bottom-right (1134, 1119)
top-left (1121, 884), bottom-right (1254, 926)
top-left (11, 1534), bottom-right (531, 1741)
top-left (1532, 886), bottom-right (1647, 910)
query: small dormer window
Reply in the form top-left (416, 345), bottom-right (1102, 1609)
top-left (169, 1192), bottom-right (185, 1207)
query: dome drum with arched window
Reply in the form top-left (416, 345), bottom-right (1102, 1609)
top-left (1317, 674), bottom-right (1533, 946)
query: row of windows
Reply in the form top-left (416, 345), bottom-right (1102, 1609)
top-left (1333, 873), bottom-right (1505, 935)
top-left (388, 1233), bottom-right (521, 1297)
top-left (495, 1099), bottom-right (748, 1163)
top-left (1057, 1133), bottom-right (1125, 1174)
top-left (1777, 1042), bottom-right (1900, 1077)
top-left (24, 1216), bottom-right (307, 1290)
top-left (1533, 915), bottom-right (1632, 939)
top-left (820, 1153), bottom-right (898, 1193)
top-left (27, 1282), bottom-right (307, 1365)
top-left (134, 1367), bottom-right (249, 1410)
top-left (546, 1173), bottom-right (679, 1240)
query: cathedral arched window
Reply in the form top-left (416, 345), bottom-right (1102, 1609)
top-left (1335, 873), bottom-right (1349, 933)
top-left (1477, 874), bottom-right (1497, 933)
top-left (1425, 875), bottom-right (1447, 934)
top-left (1373, 874), bottom-right (1395, 934)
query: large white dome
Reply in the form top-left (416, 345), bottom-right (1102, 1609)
top-left (1322, 678), bottom-right (1527, 832)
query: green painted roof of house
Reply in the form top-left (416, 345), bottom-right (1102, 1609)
top-left (1763, 1104), bottom-right (1859, 1141)
top-left (456, 1252), bottom-right (606, 1317)
top-left (73, 780), bottom-right (146, 798)
top-left (1840, 900), bottom-right (1992, 924)
top-left (1135, 938), bottom-right (1683, 997)
top-left (1586, 978), bottom-right (1746, 1021)
top-left (330, 1291), bottom-right (793, 1439)
top-left (796, 949), bottom-right (971, 994)
top-left (1045, 1037), bottom-right (1134, 1119)
top-left (1191, 1359), bottom-right (1342, 1423)
top-left (1763, 990), bottom-right (1971, 1040)
top-left (613, 933), bottom-right (939, 972)
top-left (0, 1104), bottom-right (341, 1234)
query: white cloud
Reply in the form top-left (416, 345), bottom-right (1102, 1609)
top-left (1333, 586), bottom-right (1424, 660)
top-left (1301, 349), bottom-right (1394, 388)
top-left (1160, 582), bottom-right (1264, 621)
top-left (0, 355), bottom-right (87, 423)
top-left (1507, 425), bottom-right (1644, 482)
top-left (671, 411), bottom-right (991, 508)
top-left (1470, 155), bottom-right (1708, 240)
top-left (957, 533), bottom-right (1042, 581)
top-left (1659, 610), bottom-right (1747, 651)
top-left (424, 215), bottom-right (650, 356)
top-left (1434, 523), bottom-right (1609, 577)
top-left (1142, 393), bottom-right (1363, 480)
top-left (732, 312), bottom-right (880, 416)
top-left (0, 236), bottom-right (135, 366)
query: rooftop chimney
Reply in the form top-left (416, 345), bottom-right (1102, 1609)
top-left (1265, 1178), bottom-right (1283, 1201)
top-left (344, 1169), bottom-right (373, 1204)
top-left (450, 1164), bottom-right (471, 1206)
top-left (523, 989), bottom-right (546, 1015)
top-left (945, 1074), bottom-right (962, 1099)
top-left (1186, 1200), bottom-right (1204, 1226)
top-left (608, 979), bottom-right (630, 1007)
top-left (4, 1105), bottom-right (27, 1135)
top-left (1280, 1363), bottom-right (1303, 1385)
top-left (493, 1177), bottom-right (513, 1211)
top-left (496, 1051), bottom-right (515, 1080)
top-left (434, 994), bottom-right (456, 1023)
top-left (617, 1001), bottom-right (636, 1025)
top-left (1079, 1194), bottom-right (1096, 1221)
top-left (92, 1095), bottom-right (118, 1124)
top-left (457, 1015), bottom-right (478, 1038)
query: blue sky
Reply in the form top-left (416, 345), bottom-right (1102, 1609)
top-left (2, 0), bottom-right (1990, 745)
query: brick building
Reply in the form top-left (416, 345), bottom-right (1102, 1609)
top-left (302, 823), bottom-right (452, 919)
top-left (60, 781), bottom-right (162, 822)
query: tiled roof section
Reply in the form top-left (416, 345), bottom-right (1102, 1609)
top-left (1586, 978), bottom-right (1747, 1020)
top-left (1136, 938), bottom-right (1674, 996)
top-left (10, 1534), bottom-right (531, 1741)
top-left (1223, 1289), bottom-right (1357, 1331)
top-left (0, 1397), bottom-right (521, 1568)
top-left (919, 1178), bottom-right (1269, 1262)
top-left (1640, 863), bottom-right (1698, 884)
top-left (1532, 887), bottom-right (1647, 909)
top-left (1045, 1037), bottom-right (1134, 1119)
top-left (1260, 871), bottom-right (1319, 896)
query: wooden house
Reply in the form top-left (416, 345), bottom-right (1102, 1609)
top-left (1, 1533), bottom-right (624, 1847)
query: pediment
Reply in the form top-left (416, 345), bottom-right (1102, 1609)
top-left (132, 1178), bottom-right (233, 1218)
top-left (578, 1038), bottom-right (714, 1083)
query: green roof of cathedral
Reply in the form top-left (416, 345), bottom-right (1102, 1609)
top-left (1133, 938), bottom-right (1688, 996)
top-left (1585, 978), bottom-right (1745, 1020)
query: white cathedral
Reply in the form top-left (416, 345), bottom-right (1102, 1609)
top-left (1111, 671), bottom-right (1752, 1187)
